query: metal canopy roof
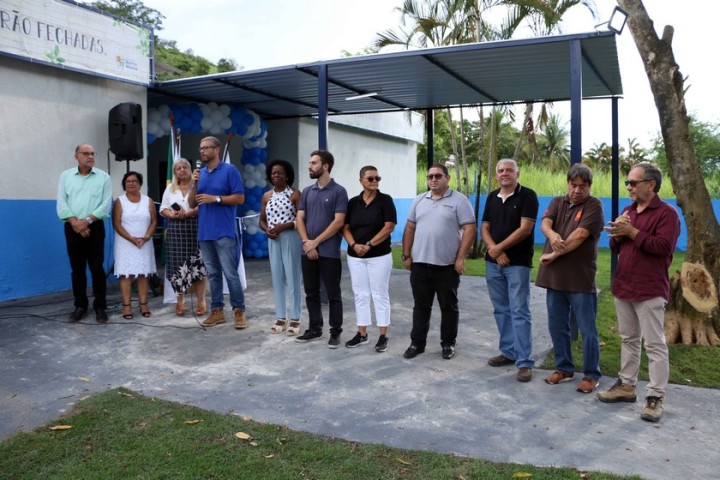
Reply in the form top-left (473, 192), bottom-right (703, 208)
top-left (148, 31), bottom-right (622, 119)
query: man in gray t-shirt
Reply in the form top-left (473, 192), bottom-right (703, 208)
top-left (401, 164), bottom-right (476, 360)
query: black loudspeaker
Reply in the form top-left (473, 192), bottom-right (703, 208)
top-left (108, 103), bottom-right (143, 161)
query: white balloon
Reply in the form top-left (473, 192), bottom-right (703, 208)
top-left (148, 109), bottom-right (162, 124)
top-left (220, 117), bottom-right (232, 129)
top-left (246, 209), bottom-right (257, 216)
top-left (255, 180), bottom-right (267, 189)
top-left (210, 110), bottom-right (223, 123)
top-left (157, 104), bottom-right (171, 116)
top-left (246, 226), bottom-right (258, 236)
top-left (200, 118), bottom-right (213, 130)
top-left (199, 103), bottom-right (210, 115)
top-left (244, 163), bottom-right (255, 173)
top-left (208, 102), bottom-right (218, 110)
top-left (245, 179), bottom-right (256, 189)
top-left (219, 104), bottom-right (231, 116)
top-left (210, 125), bottom-right (222, 134)
top-left (252, 170), bottom-right (263, 181)
top-left (258, 139), bottom-right (268, 148)
top-left (147, 122), bottom-right (159, 135)
top-left (160, 117), bottom-right (171, 130)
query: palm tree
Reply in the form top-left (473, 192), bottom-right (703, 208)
top-left (539, 113), bottom-right (570, 171)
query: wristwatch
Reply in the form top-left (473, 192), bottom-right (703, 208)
top-left (215, 196), bottom-right (221, 204)
top-left (401, 253), bottom-right (411, 261)
top-left (86, 216), bottom-right (93, 225)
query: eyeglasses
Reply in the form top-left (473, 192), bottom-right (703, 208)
top-left (427, 173), bottom-right (445, 180)
top-left (199, 146), bottom-right (217, 151)
top-left (364, 176), bottom-right (381, 182)
top-left (624, 179), bottom-right (651, 187)
top-left (78, 152), bottom-right (96, 156)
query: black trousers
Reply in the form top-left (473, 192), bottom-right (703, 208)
top-left (64, 221), bottom-right (107, 310)
top-left (301, 256), bottom-right (343, 335)
top-left (410, 263), bottom-right (460, 347)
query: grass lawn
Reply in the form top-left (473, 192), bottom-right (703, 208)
top-left (0, 388), bottom-right (641, 480)
top-left (392, 246), bottom-right (720, 389)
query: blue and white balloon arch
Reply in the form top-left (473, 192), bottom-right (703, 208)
top-left (147, 102), bottom-right (270, 259)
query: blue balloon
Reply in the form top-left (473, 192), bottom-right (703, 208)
top-left (147, 133), bottom-right (156, 144)
top-left (253, 248), bottom-right (264, 258)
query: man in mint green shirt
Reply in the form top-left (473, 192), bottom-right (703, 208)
top-left (57, 144), bottom-right (112, 323)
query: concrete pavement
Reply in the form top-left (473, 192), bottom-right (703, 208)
top-left (0, 258), bottom-right (718, 479)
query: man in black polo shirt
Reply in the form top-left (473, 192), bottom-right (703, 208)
top-left (481, 159), bottom-right (539, 382)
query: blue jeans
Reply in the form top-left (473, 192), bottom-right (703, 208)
top-left (199, 236), bottom-right (245, 311)
top-left (546, 289), bottom-right (601, 380)
top-left (485, 262), bottom-right (533, 368)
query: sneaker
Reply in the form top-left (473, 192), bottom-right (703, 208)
top-left (233, 309), bottom-right (248, 329)
top-left (295, 330), bottom-right (322, 343)
top-left (403, 344), bottom-right (425, 359)
top-left (441, 344), bottom-right (455, 360)
top-left (545, 371), bottom-right (575, 385)
top-left (640, 396), bottom-right (664, 422)
top-left (576, 377), bottom-right (600, 393)
top-left (345, 332), bottom-right (369, 348)
top-left (328, 333), bottom-right (341, 349)
top-left (596, 379), bottom-right (637, 403)
top-left (375, 335), bottom-right (388, 352)
top-left (488, 354), bottom-right (515, 367)
top-left (203, 308), bottom-right (226, 327)
top-left (517, 367), bottom-right (533, 382)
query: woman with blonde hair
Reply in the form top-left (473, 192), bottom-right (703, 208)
top-left (159, 158), bottom-right (207, 316)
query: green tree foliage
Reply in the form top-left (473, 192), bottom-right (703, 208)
top-left (89, 0), bottom-right (236, 80)
top-left (652, 115), bottom-right (720, 184)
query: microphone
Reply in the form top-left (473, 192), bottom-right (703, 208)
top-left (190, 160), bottom-right (202, 191)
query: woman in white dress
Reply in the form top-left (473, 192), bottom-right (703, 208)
top-left (113, 171), bottom-right (158, 319)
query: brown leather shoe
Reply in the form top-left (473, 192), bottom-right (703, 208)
top-left (203, 308), bottom-right (226, 327)
top-left (488, 354), bottom-right (515, 367)
top-left (234, 308), bottom-right (248, 329)
top-left (517, 367), bottom-right (533, 383)
top-left (545, 370), bottom-right (574, 385)
top-left (576, 377), bottom-right (599, 393)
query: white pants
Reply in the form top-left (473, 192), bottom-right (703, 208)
top-left (347, 253), bottom-right (392, 327)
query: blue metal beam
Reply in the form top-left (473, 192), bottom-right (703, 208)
top-left (426, 109), bottom-right (434, 170)
top-left (611, 96), bottom-right (620, 281)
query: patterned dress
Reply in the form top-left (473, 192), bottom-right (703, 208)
top-left (160, 187), bottom-right (207, 295)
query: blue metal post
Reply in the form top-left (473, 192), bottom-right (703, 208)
top-left (426, 109), bottom-right (434, 169)
top-left (611, 96), bottom-right (620, 282)
top-left (569, 40), bottom-right (582, 165)
top-left (318, 64), bottom-right (328, 149)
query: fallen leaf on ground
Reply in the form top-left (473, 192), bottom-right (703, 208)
top-left (77, 376), bottom-right (90, 382)
top-left (250, 441), bottom-right (258, 446)
top-left (235, 431), bottom-right (252, 440)
top-left (512, 473), bottom-right (532, 478)
top-left (184, 420), bottom-right (201, 425)
top-left (49, 425), bottom-right (72, 430)
top-left (396, 457), bottom-right (411, 465)
top-left (264, 454), bottom-right (274, 458)
top-left (118, 392), bottom-right (133, 397)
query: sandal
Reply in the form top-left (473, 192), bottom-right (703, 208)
top-left (122, 303), bottom-right (133, 320)
top-left (287, 320), bottom-right (301, 336)
top-left (195, 301), bottom-right (207, 316)
top-left (270, 319), bottom-right (287, 333)
top-left (175, 295), bottom-right (186, 316)
top-left (139, 302), bottom-right (152, 318)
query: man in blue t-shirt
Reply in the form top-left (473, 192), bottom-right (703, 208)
top-left (189, 136), bottom-right (246, 329)
top-left (295, 150), bottom-right (348, 348)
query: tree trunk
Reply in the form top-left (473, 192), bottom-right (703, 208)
top-left (619, 0), bottom-right (720, 343)
top-left (458, 107), bottom-right (470, 197)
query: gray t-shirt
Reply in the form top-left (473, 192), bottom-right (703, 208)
top-left (407, 189), bottom-right (475, 265)
top-left (299, 179), bottom-right (348, 259)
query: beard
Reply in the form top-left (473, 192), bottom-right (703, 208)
top-left (309, 168), bottom-right (322, 179)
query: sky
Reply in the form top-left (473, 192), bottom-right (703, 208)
top-left (139, 0), bottom-right (720, 152)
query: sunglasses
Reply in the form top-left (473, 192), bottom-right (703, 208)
top-left (364, 176), bottom-right (381, 182)
top-left (427, 173), bottom-right (445, 180)
top-left (199, 146), bottom-right (217, 151)
top-left (624, 179), bottom-right (650, 187)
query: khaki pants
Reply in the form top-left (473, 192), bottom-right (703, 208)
top-left (614, 297), bottom-right (669, 398)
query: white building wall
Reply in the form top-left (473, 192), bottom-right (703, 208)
top-left (0, 56), bottom-right (147, 301)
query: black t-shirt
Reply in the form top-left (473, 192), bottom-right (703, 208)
top-left (481, 184), bottom-right (539, 267)
top-left (345, 191), bottom-right (397, 258)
